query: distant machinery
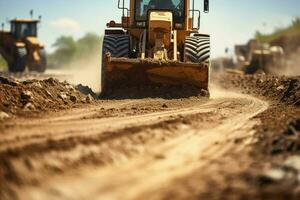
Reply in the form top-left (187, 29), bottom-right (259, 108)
top-left (0, 11), bottom-right (46, 72)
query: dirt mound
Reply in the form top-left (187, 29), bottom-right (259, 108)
top-left (209, 73), bottom-right (300, 198)
top-left (101, 85), bottom-right (209, 99)
top-left (256, 108), bottom-right (300, 156)
top-left (218, 73), bottom-right (300, 105)
top-left (0, 77), bottom-right (94, 118)
top-left (270, 118), bottom-right (300, 155)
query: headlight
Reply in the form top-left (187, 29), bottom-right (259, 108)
top-left (175, 23), bottom-right (183, 29)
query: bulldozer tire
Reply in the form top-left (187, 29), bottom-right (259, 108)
top-left (38, 49), bottom-right (47, 72)
top-left (28, 49), bottom-right (47, 73)
top-left (101, 35), bottom-right (130, 96)
top-left (184, 35), bottom-right (210, 63)
top-left (244, 61), bottom-right (259, 74)
top-left (9, 47), bottom-right (27, 73)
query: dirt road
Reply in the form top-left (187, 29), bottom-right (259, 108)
top-left (0, 87), bottom-right (269, 200)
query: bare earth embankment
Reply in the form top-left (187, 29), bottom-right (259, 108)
top-left (0, 72), bottom-right (299, 200)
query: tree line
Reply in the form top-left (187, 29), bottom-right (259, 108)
top-left (48, 33), bottom-right (102, 68)
top-left (255, 17), bottom-right (300, 53)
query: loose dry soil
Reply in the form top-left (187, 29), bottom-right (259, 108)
top-left (0, 72), bottom-right (300, 200)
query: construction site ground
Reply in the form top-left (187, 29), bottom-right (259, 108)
top-left (0, 70), bottom-right (300, 200)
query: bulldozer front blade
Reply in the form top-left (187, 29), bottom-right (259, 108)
top-left (102, 53), bottom-right (209, 93)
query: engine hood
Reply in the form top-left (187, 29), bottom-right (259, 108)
top-left (25, 37), bottom-right (44, 48)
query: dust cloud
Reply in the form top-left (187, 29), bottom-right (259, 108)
top-left (209, 83), bottom-right (240, 100)
top-left (282, 48), bottom-right (300, 76)
top-left (60, 51), bottom-right (101, 93)
top-left (268, 47), bottom-right (300, 76)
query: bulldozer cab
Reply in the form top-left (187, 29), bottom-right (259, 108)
top-left (10, 20), bottom-right (39, 39)
top-left (135, 0), bottom-right (185, 24)
top-left (115, 0), bottom-right (209, 30)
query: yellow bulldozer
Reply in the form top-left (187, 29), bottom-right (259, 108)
top-left (0, 13), bottom-right (46, 73)
top-left (102, 0), bottom-right (210, 95)
top-left (235, 39), bottom-right (285, 74)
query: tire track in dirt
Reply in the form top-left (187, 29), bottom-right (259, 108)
top-left (12, 90), bottom-right (268, 200)
top-left (0, 95), bottom-right (213, 199)
top-left (0, 98), bottom-right (209, 150)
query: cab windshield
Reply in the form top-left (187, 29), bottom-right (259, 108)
top-left (135, 0), bottom-right (185, 23)
top-left (11, 22), bottom-right (37, 38)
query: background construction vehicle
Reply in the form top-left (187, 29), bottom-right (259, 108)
top-left (235, 39), bottom-right (285, 74)
top-left (0, 11), bottom-right (47, 73)
top-left (102, 0), bottom-right (211, 95)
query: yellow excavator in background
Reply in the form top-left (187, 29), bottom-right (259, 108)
top-left (102, 0), bottom-right (210, 95)
top-left (0, 11), bottom-right (47, 73)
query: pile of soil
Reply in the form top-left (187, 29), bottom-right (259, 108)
top-left (256, 110), bottom-right (300, 156)
top-left (218, 73), bottom-right (300, 157)
top-left (218, 73), bottom-right (300, 105)
top-left (0, 76), bottom-right (94, 118)
top-left (214, 72), bottom-right (300, 198)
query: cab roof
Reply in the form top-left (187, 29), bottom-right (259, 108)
top-left (10, 19), bottom-right (40, 23)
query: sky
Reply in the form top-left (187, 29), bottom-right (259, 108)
top-left (0, 0), bottom-right (299, 57)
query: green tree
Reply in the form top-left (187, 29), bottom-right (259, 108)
top-left (76, 33), bottom-right (101, 57)
top-left (48, 33), bottom-right (102, 67)
top-left (51, 36), bottom-right (77, 65)
top-left (255, 17), bottom-right (300, 43)
top-left (292, 17), bottom-right (300, 26)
